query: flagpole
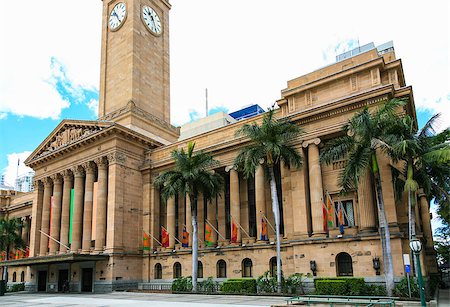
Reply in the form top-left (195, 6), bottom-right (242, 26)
top-left (205, 219), bottom-right (226, 241)
top-left (39, 230), bottom-right (70, 250)
top-left (229, 214), bottom-right (250, 238)
top-left (144, 230), bottom-right (162, 246)
top-left (260, 212), bottom-right (276, 233)
top-left (162, 226), bottom-right (182, 245)
top-left (183, 224), bottom-right (203, 243)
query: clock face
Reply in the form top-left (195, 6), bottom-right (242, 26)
top-left (142, 6), bottom-right (162, 35)
top-left (109, 2), bottom-right (127, 31)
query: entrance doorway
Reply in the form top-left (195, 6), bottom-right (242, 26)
top-left (81, 268), bottom-right (93, 292)
top-left (37, 271), bottom-right (47, 292)
top-left (58, 269), bottom-right (69, 292)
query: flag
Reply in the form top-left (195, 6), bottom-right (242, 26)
top-left (143, 232), bottom-right (150, 251)
top-left (0, 251), bottom-right (6, 261)
top-left (322, 202), bottom-right (328, 232)
top-left (25, 247), bottom-right (30, 258)
top-left (260, 218), bottom-right (268, 241)
top-left (9, 251), bottom-right (15, 260)
top-left (326, 192), bottom-right (334, 229)
top-left (182, 226), bottom-right (189, 247)
top-left (338, 201), bottom-right (345, 234)
top-left (161, 226), bottom-right (169, 248)
top-left (231, 219), bottom-right (238, 243)
top-left (205, 223), bottom-right (214, 246)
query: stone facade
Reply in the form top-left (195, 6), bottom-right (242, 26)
top-left (0, 0), bottom-right (437, 293)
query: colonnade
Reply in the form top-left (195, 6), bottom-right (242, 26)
top-left (32, 157), bottom-right (108, 256)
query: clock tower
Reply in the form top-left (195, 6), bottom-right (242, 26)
top-left (98, 0), bottom-right (179, 143)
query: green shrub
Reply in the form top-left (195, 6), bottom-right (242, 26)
top-left (361, 284), bottom-right (387, 296)
top-left (313, 278), bottom-right (370, 296)
top-left (256, 271), bottom-right (278, 293)
top-left (221, 278), bottom-right (256, 294)
top-left (198, 277), bottom-right (217, 293)
top-left (316, 280), bottom-right (347, 295)
top-left (171, 276), bottom-right (192, 292)
top-left (285, 273), bottom-right (311, 294)
top-left (345, 278), bottom-right (365, 295)
top-left (7, 283), bottom-right (25, 292)
top-left (394, 276), bottom-right (419, 298)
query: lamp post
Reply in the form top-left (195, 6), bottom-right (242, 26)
top-left (409, 237), bottom-right (426, 307)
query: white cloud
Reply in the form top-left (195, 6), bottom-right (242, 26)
top-left (87, 99), bottom-right (99, 118)
top-left (0, 113), bottom-right (7, 120)
top-left (2, 152), bottom-right (34, 187)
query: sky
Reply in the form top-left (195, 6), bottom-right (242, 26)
top-left (0, 1), bottom-right (449, 226)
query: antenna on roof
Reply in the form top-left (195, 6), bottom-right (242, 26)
top-left (205, 88), bottom-right (208, 117)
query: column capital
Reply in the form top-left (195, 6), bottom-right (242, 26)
top-left (302, 138), bottom-right (321, 148)
top-left (33, 179), bottom-right (44, 191)
top-left (225, 165), bottom-right (236, 172)
top-left (107, 152), bottom-right (126, 165)
top-left (82, 161), bottom-right (96, 174)
top-left (62, 169), bottom-right (73, 180)
top-left (50, 173), bottom-right (63, 184)
top-left (43, 177), bottom-right (53, 188)
top-left (95, 156), bottom-right (108, 170)
top-left (72, 165), bottom-right (85, 177)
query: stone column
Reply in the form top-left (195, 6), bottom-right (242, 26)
top-left (178, 194), bottom-right (185, 239)
top-left (21, 217), bottom-right (29, 245)
top-left (167, 197), bottom-right (176, 248)
top-left (281, 161), bottom-right (293, 238)
top-left (60, 170), bottom-right (73, 253)
top-left (357, 168), bottom-right (376, 232)
top-left (185, 195), bottom-right (192, 246)
top-left (229, 168), bottom-right (241, 243)
top-left (95, 157), bottom-right (108, 253)
top-left (217, 191), bottom-right (226, 243)
top-left (207, 199), bottom-right (217, 245)
top-left (82, 162), bottom-right (95, 253)
top-left (303, 138), bottom-right (326, 236)
top-left (39, 177), bottom-right (53, 256)
top-left (197, 193), bottom-right (205, 244)
top-left (49, 174), bottom-right (63, 254)
top-left (419, 190), bottom-right (433, 249)
top-left (71, 166), bottom-right (85, 252)
top-left (255, 164), bottom-right (266, 241)
top-left (29, 180), bottom-right (44, 257)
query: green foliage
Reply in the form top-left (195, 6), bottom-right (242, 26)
top-left (171, 276), bottom-right (193, 292)
top-left (361, 284), bottom-right (387, 296)
top-left (7, 283), bottom-right (25, 292)
top-left (221, 278), bottom-right (257, 294)
top-left (197, 277), bottom-right (217, 293)
top-left (256, 271), bottom-right (281, 293)
top-left (394, 276), bottom-right (419, 298)
top-left (0, 217), bottom-right (26, 257)
top-left (315, 280), bottom-right (347, 295)
top-left (285, 273), bottom-right (311, 294)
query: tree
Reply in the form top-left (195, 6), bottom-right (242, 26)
top-left (234, 109), bottom-right (303, 293)
top-left (387, 114), bottom-right (450, 242)
top-left (320, 98), bottom-right (405, 296)
top-left (0, 217), bottom-right (26, 281)
top-left (154, 142), bottom-right (223, 292)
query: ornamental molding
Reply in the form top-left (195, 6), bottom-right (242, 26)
top-left (107, 152), bottom-right (127, 165)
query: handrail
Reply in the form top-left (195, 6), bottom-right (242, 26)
top-left (286, 296), bottom-right (396, 306)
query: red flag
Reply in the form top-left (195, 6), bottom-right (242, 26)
top-left (231, 219), bottom-right (238, 243)
top-left (161, 226), bottom-right (169, 248)
top-left (260, 218), bottom-right (268, 240)
top-left (143, 232), bottom-right (150, 251)
top-left (338, 201), bottom-right (345, 234)
top-left (205, 223), bottom-right (214, 246)
top-left (322, 202), bottom-right (328, 232)
top-left (0, 251), bottom-right (6, 261)
top-left (182, 226), bottom-right (189, 247)
top-left (25, 247), bottom-right (30, 258)
top-left (326, 192), bottom-right (334, 229)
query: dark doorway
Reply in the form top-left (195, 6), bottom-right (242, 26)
top-left (81, 268), bottom-right (93, 292)
top-left (37, 271), bottom-right (47, 292)
top-left (58, 269), bottom-right (69, 292)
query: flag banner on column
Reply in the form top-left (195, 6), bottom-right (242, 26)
top-left (9, 251), bottom-right (15, 260)
top-left (231, 219), bottom-right (238, 243)
top-left (161, 226), bottom-right (169, 248)
top-left (338, 201), bottom-right (345, 234)
top-left (260, 218), bottom-right (268, 240)
top-left (49, 196), bottom-right (54, 248)
top-left (0, 251), bottom-right (6, 261)
top-left (182, 226), bottom-right (189, 247)
top-left (143, 232), bottom-right (150, 251)
top-left (322, 201), bottom-right (328, 232)
top-left (205, 222), bottom-right (214, 246)
top-left (25, 247), bottom-right (30, 258)
top-left (15, 250), bottom-right (23, 259)
top-left (326, 192), bottom-right (334, 229)
top-left (69, 188), bottom-right (74, 244)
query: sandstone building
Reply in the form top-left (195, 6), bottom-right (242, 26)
top-left (0, 0), bottom-right (437, 292)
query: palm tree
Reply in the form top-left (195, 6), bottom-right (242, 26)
top-left (154, 142), bottom-right (223, 292)
top-left (320, 98), bottom-right (405, 296)
top-left (387, 114), bottom-right (450, 241)
top-left (0, 217), bottom-right (26, 281)
top-left (234, 109), bottom-right (303, 293)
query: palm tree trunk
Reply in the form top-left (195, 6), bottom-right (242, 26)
top-left (2, 246), bottom-right (9, 281)
top-left (190, 195), bottom-right (198, 292)
top-left (269, 167), bottom-right (282, 294)
top-left (371, 154), bottom-right (395, 296)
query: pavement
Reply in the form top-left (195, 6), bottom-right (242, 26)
top-left (438, 288), bottom-right (449, 307)
top-left (0, 292), bottom-right (288, 307)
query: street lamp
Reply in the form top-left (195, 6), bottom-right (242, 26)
top-left (409, 237), bottom-right (426, 307)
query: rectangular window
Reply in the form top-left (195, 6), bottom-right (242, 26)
top-left (334, 200), bottom-right (355, 227)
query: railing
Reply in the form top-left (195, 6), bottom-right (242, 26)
top-left (286, 295), bottom-right (397, 306)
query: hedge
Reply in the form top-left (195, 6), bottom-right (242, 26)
top-left (221, 278), bottom-right (257, 294)
top-left (315, 280), bottom-right (347, 295)
top-left (314, 278), bottom-right (367, 296)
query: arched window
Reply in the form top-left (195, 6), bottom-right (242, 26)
top-left (173, 262), bottom-right (182, 278)
top-left (12, 272), bottom-right (17, 282)
top-left (336, 252), bottom-right (353, 276)
top-left (154, 263), bottom-right (162, 279)
top-left (20, 271), bottom-right (25, 282)
top-left (270, 257), bottom-right (282, 277)
top-left (242, 258), bottom-right (253, 277)
top-left (217, 260), bottom-right (227, 278)
top-left (198, 261), bottom-right (203, 278)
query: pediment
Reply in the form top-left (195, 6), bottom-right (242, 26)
top-left (25, 120), bottom-right (114, 165)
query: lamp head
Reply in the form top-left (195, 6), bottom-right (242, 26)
top-left (409, 238), bottom-right (422, 253)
